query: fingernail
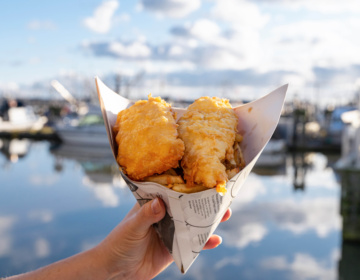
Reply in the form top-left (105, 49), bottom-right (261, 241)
top-left (151, 198), bottom-right (161, 215)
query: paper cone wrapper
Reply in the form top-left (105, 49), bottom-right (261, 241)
top-left (95, 77), bottom-right (287, 273)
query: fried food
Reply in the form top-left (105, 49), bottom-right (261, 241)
top-left (113, 94), bottom-right (185, 181)
top-left (177, 97), bottom-right (238, 194)
top-left (171, 183), bottom-right (208, 193)
top-left (142, 134), bottom-right (245, 194)
top-left (142, 174), bottom-right (185, 185)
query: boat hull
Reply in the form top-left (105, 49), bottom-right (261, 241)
top-left (56, 125), bottom-right (109, 146)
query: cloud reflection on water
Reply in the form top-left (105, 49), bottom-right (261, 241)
top-left (261, 252), bottom-right (338, 280)
top-left (34, 237), bottom-right (50, 258)
top-left (0, 140), bottom-right (345, 279)
top-left (219, 153), bottom-right (340, 251)
top-left (0, 216), bottom-right (15, 257)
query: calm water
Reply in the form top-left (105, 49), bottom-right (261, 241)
top-left (0, 138), bottom-right (358, 279)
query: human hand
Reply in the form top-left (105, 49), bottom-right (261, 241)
top-left (95, 197), bottom-right (231, 280)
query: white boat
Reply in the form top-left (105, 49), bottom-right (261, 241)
top-left (334, 109), bottom-right (360, 171)
top-left (0, 106), bottom-right (48, 133)
top-left (51, 80), bottom-right (110, 146)
top-left (55, 113), bottom-right (109, 146)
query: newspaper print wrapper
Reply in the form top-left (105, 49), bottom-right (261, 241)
top-left (95, 77), bottom-right (287, 273)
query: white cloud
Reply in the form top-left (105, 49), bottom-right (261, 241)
top-left (109, 41), bottom-right (151, 58)
top-left (142, 60), bottom-right (195, 74)
top-left (80, 0), bottom-right (358, 97)
top-left (0, 216), bottom-right (16, 257)
top-left (170, 27), bottom-right (261, 70)
top-left (195, 48), bottom-right (246, 70)
top-left (232, 173), bottom-right (267, 207)
top-left (261, 255), bottom-right (288, 270)
top-left (140, 0), bottom-right (201, 18)
top-left (34, 237), bottom-right (50, 258)
top-left (219, 194), bottom-right (340, 250)
top-left (305, 154), bottom-right (339, 190)
top-left (29, 174), bottom-right (59, 186)
top-left (261, 17), bottom-right (360, 83)
top-left (0, 82), bottom-right (20, 93)
top-left (168, 45), bottom-right (184, 57)
top-left (211, 0), bottom-right (269, 29)
top-left (261, 253), bottom-right (337, 280)
top-left (188, 19), bottom-right (221, 42)
top-left (13, 0), bottom-right (360, 104)
top-left (92, 186), bottom-right (119, 207)
top-left (115, 13), bottom-right (131, 23)
top-left (281, 0), bottom-right (360, 14)
top-left (27, 20), bottom-right (56, 30)
top-left (234, 223), bottom-right (268, 248)
top-left (284, 19), bottom-right (359, 62)
top-left (28, 210), bottom-right (53, 223)
top-left (168, 1), bottom-right (267, 70)
top-left (82, 177), bottom-right (120, 207)
top-left (215, 255), bottom-right (243, 270)
top-left (331, 248), bottom-right (340, 263)
top-left (83, 0), bottom-right (119, 33)
top-left (277, 198), bottom-right (341, 237)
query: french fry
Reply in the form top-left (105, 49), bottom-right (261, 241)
top-left (235, 133), bottom-right (243, 143)
top-left (239, 147), bottom-right (245, 169)
top-left (171, 183), bottom-right (208, 193)
top-left (143, 174), bottom-right (184, 185)
top-left (234, 142), bottom-right (246, 169)
top-left (226, 167), bottom-right (240, 179)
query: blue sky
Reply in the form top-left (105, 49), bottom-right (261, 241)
top-left (1, 0), bottom-right (360, 105)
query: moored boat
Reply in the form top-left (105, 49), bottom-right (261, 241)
top-left (55, 113), bottom-right (109, 146)
top-left (0, 106), bottom-right (48, 133)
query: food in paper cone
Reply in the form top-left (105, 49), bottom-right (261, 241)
top-left (96, 76), bottom-right (287, 274)
top-left (113, 94), bottom-right (245, 195)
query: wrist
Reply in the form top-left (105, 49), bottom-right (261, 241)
top-left (93, 242), bottom-right (129, 280)
top-left (90, 244), bottom-right (115, 280)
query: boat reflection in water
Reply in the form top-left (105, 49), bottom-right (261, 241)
top-left (50, 141), bottom-right (128, 207)
top-left (252, 139), bottom-right (287, 176)
top-left (1, 137), bottom-right (360, 279)
top-left (337, 171), bottom-right (360, 280)
top-left (0, 137), bottom-right (31, 163)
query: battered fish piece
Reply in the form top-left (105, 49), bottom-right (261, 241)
top-left (114, 94), bottom-right (184, 181)
top-left (177, 97), bottom-right (238, 194)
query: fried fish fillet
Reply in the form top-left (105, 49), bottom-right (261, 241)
top-left (113, 94), bottom-right (184, 181)
top-left (177, 97), bottom-right (238, 194)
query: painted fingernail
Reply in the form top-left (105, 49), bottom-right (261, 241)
top-left (151, 198), bottom-right (161, 215)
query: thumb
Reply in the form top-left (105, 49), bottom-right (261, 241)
top-left (132, 198), bottom-right (166, 233)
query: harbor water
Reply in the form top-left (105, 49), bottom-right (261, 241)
top-left (0, 138), bottom-right (359, 280)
